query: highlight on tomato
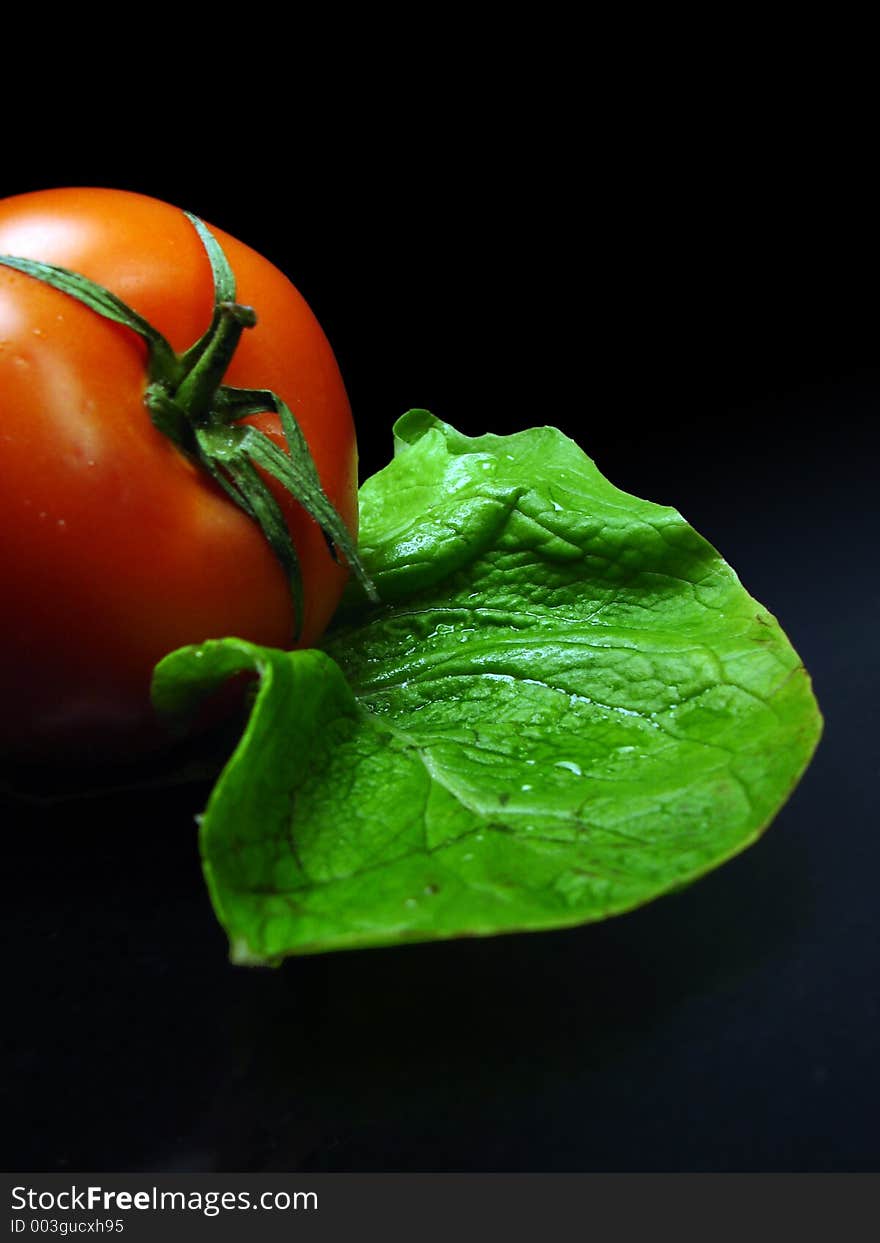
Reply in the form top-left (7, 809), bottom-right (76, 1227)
top-left (0, 187), bottom-right (374, 761)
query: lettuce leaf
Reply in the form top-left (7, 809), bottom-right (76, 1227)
top-left (153, 412), bottom-right (822, 961)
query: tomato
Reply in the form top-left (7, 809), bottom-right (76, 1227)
top-left (0, 187), bottom-right (359, 759)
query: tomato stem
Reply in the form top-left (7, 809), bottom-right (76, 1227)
top-left (174, 301), bottom-right (257, 425)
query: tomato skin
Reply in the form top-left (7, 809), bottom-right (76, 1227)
top-left (0, 188), bottom-right (358, 758)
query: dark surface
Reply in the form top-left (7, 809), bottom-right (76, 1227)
top-left (2, 130), bottom-right (878, 1172)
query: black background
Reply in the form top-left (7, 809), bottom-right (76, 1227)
top-left (2, 84), bottom-right (878, 1173)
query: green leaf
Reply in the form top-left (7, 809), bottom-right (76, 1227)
top-left (153, 413), bottom-right (822, 961)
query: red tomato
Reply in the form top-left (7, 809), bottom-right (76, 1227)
top-left (0, 187), bottom-right (358, 759)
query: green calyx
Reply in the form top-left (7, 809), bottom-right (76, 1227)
top-left (0, 212), bottom-right (377, 638)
